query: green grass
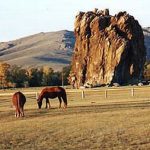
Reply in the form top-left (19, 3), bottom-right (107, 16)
top-left (0, 88), bottom-right (150, 150)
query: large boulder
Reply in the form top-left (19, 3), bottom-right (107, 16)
top-left (69, 9), bottom-right (146, 88)
top-left (143, 27), bottom-right (150, 60)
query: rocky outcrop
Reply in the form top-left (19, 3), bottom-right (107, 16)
top-left (143, 27), bottom-right (150, 59)
top-left (69, 9), bottom-right (146, 88)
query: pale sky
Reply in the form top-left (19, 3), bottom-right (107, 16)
top-left (0, 0), bottom-right (150, 41)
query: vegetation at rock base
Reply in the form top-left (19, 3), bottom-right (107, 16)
top-left (0, 62), bottom-right (71, 88)
top-left (144, 60), bottom-right (150, 80)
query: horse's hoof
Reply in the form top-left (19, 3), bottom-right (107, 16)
top-left (64, 105), bottom-right (67, 109)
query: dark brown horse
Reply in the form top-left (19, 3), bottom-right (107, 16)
top-left (37, 87), bottom-right (67, 109)
top-left (12, 91), bottom-right (26, 117)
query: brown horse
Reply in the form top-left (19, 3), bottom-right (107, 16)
top-left (12, 91), bottom-right (26, 117)
top-left (37, 87), bottom-right (67, 109)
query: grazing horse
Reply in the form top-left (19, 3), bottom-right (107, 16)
top-left (37, 87), bottom-right (67, 109)
top-left (12, 91), bottom-right (26, 117)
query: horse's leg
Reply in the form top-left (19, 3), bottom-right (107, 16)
top-left (58, 97), bottom-right (62, 108)
top-left (20, 107), bottom-right (24, 117)
top-left (62, 95), bottom-right (67, 108)
top-left (15, 109), bottom-right (17, 117)
top-left (47, 99), bottom-right (51, 109)
top-left (48, 100), bottom-right (51, 108)
top-left (16, 108), bottom-right (20, 117)
top-left (18, 109), bottom-right (21, 117)
top-left (46, 98), bottom-right (51, 109)
top-left (64, 103), bottom-right (67, 109)
top-left (45, 98), bottom-right (48, 108)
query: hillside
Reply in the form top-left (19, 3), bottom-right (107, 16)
top-left (0, 28), bottom-right (150, 71)
top-left (0, 30), bottom-right (75, 71)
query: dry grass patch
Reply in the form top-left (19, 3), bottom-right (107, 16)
top-left (0, 89), bottom-right (150, 150)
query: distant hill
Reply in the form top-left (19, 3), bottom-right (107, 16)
top-left (0, 28), bottom-right (150, 71)
top-left (0, 30), bottom-right (75, 71)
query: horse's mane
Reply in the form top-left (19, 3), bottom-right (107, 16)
top-left (37, 92), bottom-right (44, 102)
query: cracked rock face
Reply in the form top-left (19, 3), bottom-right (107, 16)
top-left (69, 9), bottom-right (146, 88)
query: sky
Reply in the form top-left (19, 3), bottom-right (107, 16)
top-left (0, 0), bottom-right (150, 42)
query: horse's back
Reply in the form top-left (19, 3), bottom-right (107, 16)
top-left (42, 87), bottom-right (65, 93)
top-left (12, 91), bottom-right (26, 107)
top-left (41, 87), bottom-right (66, 98)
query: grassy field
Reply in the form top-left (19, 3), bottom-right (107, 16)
top-left (0, 87), bottom-right (150, 150)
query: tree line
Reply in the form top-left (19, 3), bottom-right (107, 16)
top-left (0, 62), bottom-right (71, 88)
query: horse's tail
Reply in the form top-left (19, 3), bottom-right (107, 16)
top-left (17, 92), bottom-right (21, 113)
top-left (62, 89), bottom-right (67, 107)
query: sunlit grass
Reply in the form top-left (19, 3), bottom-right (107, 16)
top-left (0, 88), bottom-right (150, 149)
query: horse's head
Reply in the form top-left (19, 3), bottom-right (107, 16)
top-left (36, 92), bottom-right (43, 109)
top-left (37, 99), bottom-right (42, 109)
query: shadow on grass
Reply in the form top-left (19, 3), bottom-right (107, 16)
top-left (26, 100), bottom-right (150, 118)
top-left (69, 100), bottom-right (150, 112)
top-left (0, 100), bottom-right (150, 121)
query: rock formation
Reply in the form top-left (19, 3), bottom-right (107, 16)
top-left (69, 9), bottom-right (146, 88)
top-left (143, 27), bottom-right (150, 60)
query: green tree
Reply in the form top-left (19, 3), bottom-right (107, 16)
top-left (62, 65), bottom-right (71, 85)
top-left (27, 68), bottom-right (43, 87)
top-left (42, 67), bottom-right (54, 86)
top-left (51, 71), bottom-right (62, 86)
top-left (6, 65), bottom-right (28, 87)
